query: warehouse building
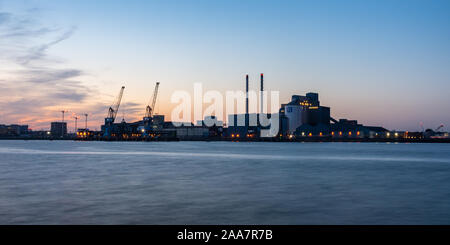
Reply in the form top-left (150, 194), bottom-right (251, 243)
top-left (329, 119), bottom-right (389, 138)
top-left (295, 118), bottom-right (389, 138)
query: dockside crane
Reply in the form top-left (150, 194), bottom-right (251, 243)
top-left (105, 86), bottom-right (125, 125)
top-left (103, 86), bottom-right (125, 137)
top-left (144, 82), bottom-right (160, 123)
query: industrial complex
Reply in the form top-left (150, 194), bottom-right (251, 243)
top-left (1, 74), bottom-right (448, 142)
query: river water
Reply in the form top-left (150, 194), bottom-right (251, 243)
top-left (0, 140), bottom-right (449, 224)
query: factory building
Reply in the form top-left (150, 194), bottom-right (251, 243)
top-left (225, 73), bottom-right (290, 138)
top-left (195, 116), bottom-right (224, 138)
top-left (294, 118), bottom-right (389, 138)
top-left (295, 124), bottom-right (331, 137)
top-left (137, 115), bottom-right (166, 133)
top-left (101, 119), bottom-right (132, 138)
top-left (282, 93), bottom-right (391, 139)
top-left (283, 93), bottom-right (331, 134)
top-left (197, 115), bottom-right (224, 127)
top-left (226, 113), bottom-right (287, 139)
top-left (172, 126), bottom-right (210, 140)
top-left (159, 120), bottom-right (213, 140)
top-left (50, 122), bottom-right (67, 137)
top-left (329, 119), bottom-right (389, 138)
top-left (226, 113), bottom-right (261, 138)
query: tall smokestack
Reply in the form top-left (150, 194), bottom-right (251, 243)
top-left (260, 73), bottom-right (264, 114)
top-left (246, 74), bottom-right (249, 115)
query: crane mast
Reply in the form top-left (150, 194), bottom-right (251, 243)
top-left (145, 82), bottom-right (160, 119)
top-left (106, 86), bottom-right (125, 125)
top-left (436, 124), bottom-right (444, 132)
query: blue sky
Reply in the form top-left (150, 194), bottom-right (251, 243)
top-left (0, 0), bottom-right (449, 131)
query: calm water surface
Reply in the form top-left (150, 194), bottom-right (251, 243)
top-left (0, 140), bottom-right (449, 224)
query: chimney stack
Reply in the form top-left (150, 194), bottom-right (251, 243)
top-left (260, 73), bottom-right (264, 114)
top-left (246, 74), bottom-right (249, 115)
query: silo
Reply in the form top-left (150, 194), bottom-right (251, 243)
top-left (285, 105), bottom-right (304, 134)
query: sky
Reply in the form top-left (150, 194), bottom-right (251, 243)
top-left (0, 0), bottom-right (449, 131)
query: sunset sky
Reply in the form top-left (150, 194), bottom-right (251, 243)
top-left (1, 0), bottom-right (449, 131)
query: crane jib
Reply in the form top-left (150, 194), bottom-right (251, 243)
top-left (107, 86), bottom-right (125, 124)
top-left (145, 82), bottom-right (160, 119)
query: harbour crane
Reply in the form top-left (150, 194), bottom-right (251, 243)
top-left (105, 86), bottom-right (125, 126)
top-left (144, 82), bottom-right (160, 122)
top-left (103, 86), bottom-right (125, 138)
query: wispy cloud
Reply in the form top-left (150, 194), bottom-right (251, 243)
top-left (20, 68), bottom-right (84, 85)
top-left (0, 10), bottom-right (105, 130)
top-left (16, 26), bottom-right (77, 66)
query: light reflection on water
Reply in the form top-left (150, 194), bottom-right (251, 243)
top-left (0, 140), bottom-right (449, 224)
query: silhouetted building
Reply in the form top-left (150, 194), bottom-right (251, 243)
top-left (197, 115), bottom-right (223, 127)
top-left (295, 118), bottom-right (389, 138)
top-left (282, 92), bottom-right (331, 134)
top-left (50, 122), bottom-right (67, 137)
top-left (0, 124), bottom-right (29, 136)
